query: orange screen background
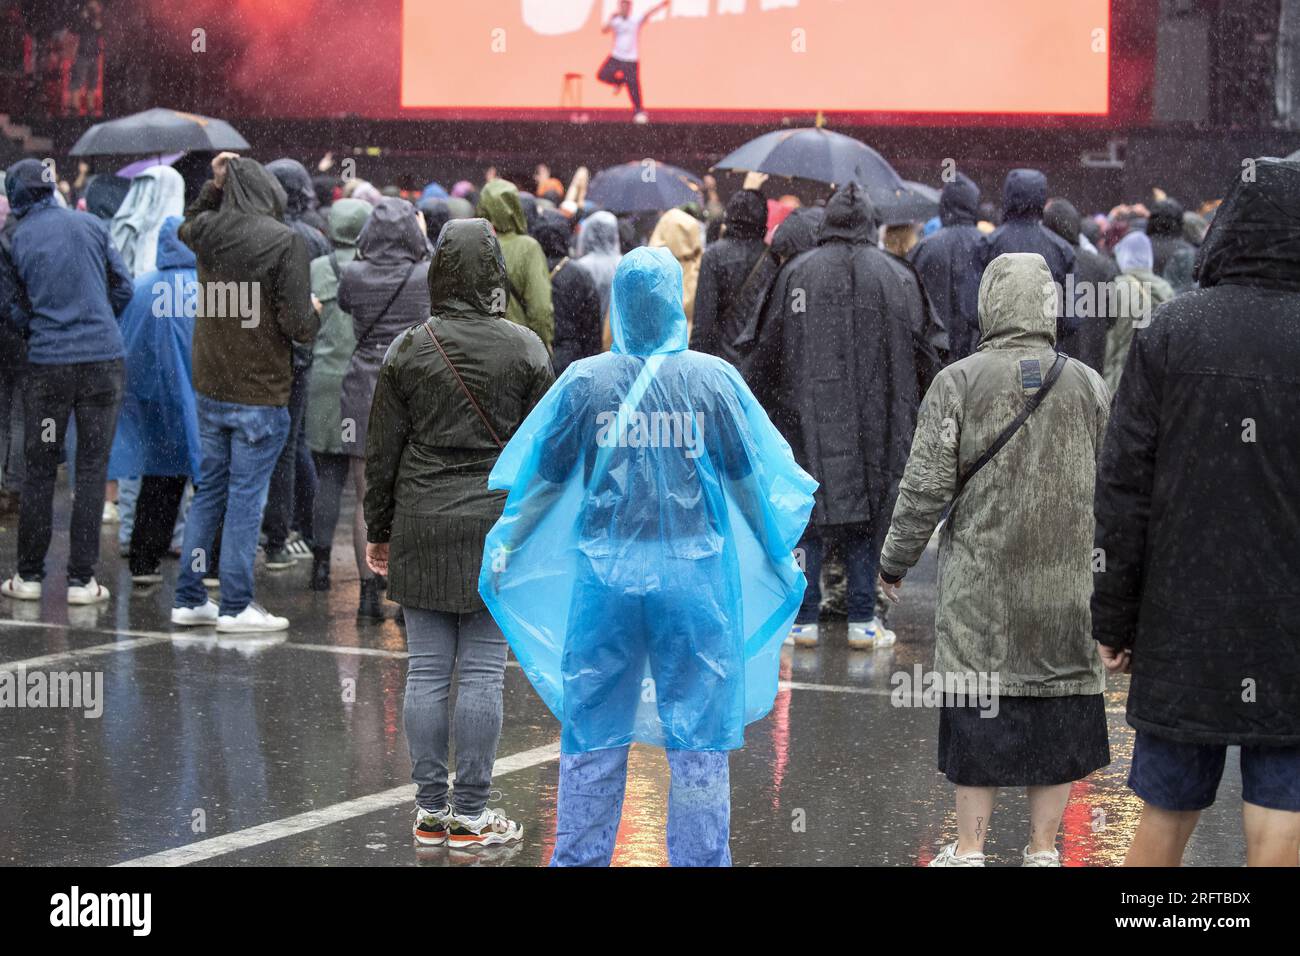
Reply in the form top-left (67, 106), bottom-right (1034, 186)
top-left (401, 0), bottom-right (1110, 116)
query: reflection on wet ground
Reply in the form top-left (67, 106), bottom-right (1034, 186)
top-left (0, 490), bottom-right (1247, 866)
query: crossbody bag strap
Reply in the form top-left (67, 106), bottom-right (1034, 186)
top-left (422, 319), bottom-right (504, 450)
top-left (951, 351), bottom-right (1069, 506)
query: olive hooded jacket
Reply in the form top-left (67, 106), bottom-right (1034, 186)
top-left (880, 252), bottom-right (1110, 697)
top-left (477, 179), bottom-right (554, 347)
top-left (363, 218), bottom-right (553, 612)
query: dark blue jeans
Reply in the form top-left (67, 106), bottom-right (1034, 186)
top-left (795, 522), bottom-right (878, 624)
top-left (174, 395), bottom-right (289, 616)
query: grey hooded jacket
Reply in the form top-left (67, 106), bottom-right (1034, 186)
top-left (880, 252), bottom-right (1110, 697)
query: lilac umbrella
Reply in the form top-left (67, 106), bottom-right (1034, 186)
top-left (117, 152), bottom-right (184, 179)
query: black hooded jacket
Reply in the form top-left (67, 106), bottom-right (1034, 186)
top-left (981, 169), bottom-right (1076, 291)
top-left (1043, 197), bottom-right (1118, 373)
top-left (180, 158), bottom-right (316, 406)
top-left (1146, 198), bottom-right (1197, 293)
top-left (268, 158), bottom-right (331, 259)
top-left (531, 210), bottom-right (601, 375)
top-left (910, 173), bottom-right (985, 362)
top-left (1092, 157), bottom-right (1300, 745)
top-left (689, 189), bottom-right (768, 361)
top-left (749, 183), bottom-right (941, 529)
top-left (734, 206), bottom-right (824, 374)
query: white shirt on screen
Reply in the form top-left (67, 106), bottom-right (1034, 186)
top-left (610, 13), bottom-right (646, 61)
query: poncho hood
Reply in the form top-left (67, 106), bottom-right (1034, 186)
top-left (610, 245), bottom-right (690, 356)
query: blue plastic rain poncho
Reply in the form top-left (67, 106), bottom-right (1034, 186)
top-left (480, 246), bottom-right (817, 753)
top-left (107, 217), bottom-right (202, 480)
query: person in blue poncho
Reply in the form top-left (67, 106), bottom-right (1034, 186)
top-left (479, 246), bottom-right (816, 867)
top-left (107, 216), bottom-right (201, 584)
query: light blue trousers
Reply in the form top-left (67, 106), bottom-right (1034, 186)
top-left (550, 746), bottom-right (732, 867)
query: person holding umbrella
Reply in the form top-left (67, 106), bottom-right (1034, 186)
top-left (598, 0), bottom-right (670, 124)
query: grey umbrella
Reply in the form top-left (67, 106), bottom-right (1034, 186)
top-left (70, 108), bottom-right (251, 157)
top-left (587, 160), bottom-right (703, 213)
top-left (712, 127), bottom-right (904, 192)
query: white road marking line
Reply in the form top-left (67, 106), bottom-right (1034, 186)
top-left (0, 636), bottom-right (172, 672)
top-left (113, 741), bottom-right (562, 867)
top-left (780, 680), bottom-right (893, 697)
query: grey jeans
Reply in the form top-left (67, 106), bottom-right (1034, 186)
top-left (402, 606), bottom-right (509, 815)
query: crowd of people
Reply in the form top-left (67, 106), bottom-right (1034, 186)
top-left (0, 142), bottom-right (1296, 866)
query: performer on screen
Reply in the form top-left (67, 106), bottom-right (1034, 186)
top-left (598, 0), bottom-right (669, 123)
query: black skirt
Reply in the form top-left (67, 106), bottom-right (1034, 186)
top-left (938, 693), bottom-right (1110, 787)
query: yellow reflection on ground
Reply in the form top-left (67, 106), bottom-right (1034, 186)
top-left (611, 744), bottom-right (672, 867)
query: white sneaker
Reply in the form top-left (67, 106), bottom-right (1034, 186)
top-left (413, 804), bottom-right (451, 847)
top-left (873, 616), bottom-right (897, 648)
top-left (0, 573), bottom-right (41, 601)
top-left (171, 599), bottom-right (220, 626)
top-left (1022, 845), bottom-right (1061, 867)
top-left (633, 111), bottom-right (649, 124)
top-left (929, 842), bottom-right (986, 867)
top-left (847, 620), bottom-right (876, 650)
top-left (789, 622), bottom-right (819, 647)
top-left (217, 603), bottom-right (289, 633)
top-left (447, 807), bottom-right (523, 848)
top-left (67, 578), bottom-right (110, 605)
top-left (102, 500), bottom-right (120, 524)
top-left (202, 576), bottom-right (220, 589)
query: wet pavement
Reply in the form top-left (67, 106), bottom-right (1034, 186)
top-left (0, 486), bottom-right (1248, 867)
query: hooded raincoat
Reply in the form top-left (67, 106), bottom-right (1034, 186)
top-left (648, 207), bottom-right (703, 329)
top-left (479, 246), bottom-right (817, 753)
top-left (880, 253), bottom-right (1110, 696)
top-left (748, 182), bottom-right (941, 531)
top-left (532, 210), bottom-right (601, 375)
top-left (338, 197), bottom-right (431, 457)
top-left (477, 179), bottom-right (554, 347)
top-left (1103, 232), bottom-right (1175, 393)
top-left (110, 165), bottom-right (186, 276)
top-left (305, 198), bottom-right (372, 455)
top-left (364, 219), bottom-right (553, 612)
top-left (910, 173), bottom-right (986, 362)
top-left (1093, 158), bottom-right (1300, 744)
top-left (107, 217), bottom-right (201, 479)
top-left (689, 189), bottom-right (768, 361)
top-left (981, 169), bottom-right (1076, 292)
top-left (575, 210), bottom-right (622, 323)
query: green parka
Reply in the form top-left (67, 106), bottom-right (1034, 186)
top-left (477, 179), bottom-right (555, 348)
top-left (880, 252), bottom-right (1110, 697)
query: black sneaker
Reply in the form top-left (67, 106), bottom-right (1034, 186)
top-left (309, 549), bottom-right (331, 591)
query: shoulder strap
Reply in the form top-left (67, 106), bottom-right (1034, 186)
top-left (952, 352), bottom-right (1068, 506)
top-left (354, 260), bottom-right (419, 350)
top-left (328, 251), bottom-right (341, 281)
top-left (422, 319), bottom-right (504, 450)
top-left (549, 256), bottom-right (569, 280)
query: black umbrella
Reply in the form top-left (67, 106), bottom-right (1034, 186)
top-left (1287, 148), bottom-right (1300, 161)
top-left (587, 161), bottom-right (703, 213)
top-left (69, 108), bottom-right (251, 157)
top-left (876, 180), bottom-right (941, 226)
top-left (712, 127), bottom-right (904, 192)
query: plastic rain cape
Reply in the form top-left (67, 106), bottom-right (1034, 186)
top-left (479, 246), bottom-right (816, 753)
